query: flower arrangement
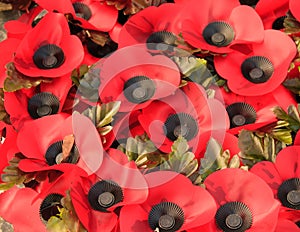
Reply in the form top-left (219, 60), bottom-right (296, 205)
top-left (1, 0), bottom-right (300, 231)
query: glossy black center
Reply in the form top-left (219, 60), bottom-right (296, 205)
top-left (215, 201), bottom-right (253, 232)
top-left (73, 2), bottom-right (92, 20)
top-left (123, 76), bottom-right (156, 104)
top-left (88, 180), bottom-right (123, 212)
top-left (203, 21), bottom-right (235, 47)
top-left (33, 44), bottom-right (65, 69)
top-left (272, 16), bottom-right (287, 30)
top-left (45, 140), bottom-right (79, 166)
top-left (28, 92), bottom-right (60, 119)
top-left (146, 31), bottom-right (177, 50)
top-left (278, 178), bottom-right (300, 209)
top-left (226, 102), bottom-right (257, 128)
top-left (241, 56), bottom-right (274, 84)
top-left (148, 202), bottom-right (184, 232)
top-left (39, 193), bottom-right (63, 223)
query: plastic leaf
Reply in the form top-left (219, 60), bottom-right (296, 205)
top-left (159, 136), bottom-right (198, 177)
top-left (81, 101), bottom-right (120, 135)
top-left (0, 88), bottom-right (10, 124)
top-left (283, 78), bottom-right (300, 94)
top-left (4, 62), bottom-right (52, 92)
top-left (0, 217), bottom-right (14, 232)
top-left (272, 105), bottom-right (300, 132)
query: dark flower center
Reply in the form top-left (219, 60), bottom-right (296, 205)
top-left (241, 56), bottom-right (274, 84)
top-left (39, 193), bottom-right (63, 223)
top-left (272, 16), bottom-right (287, 30)
top-left (72, 2), bottom-right (92, 20)
top-left (146, 31), bottom-right (177, 50)
top-left (202, 21), bottom-right (235, 47)
top-left (226, 102), bottom-right (257, 128)
top-left (215, 201), bottom-right (253, 232)
top-left (239, 0), bottom-right (259, 6)
top-left (86, 37), bottom-right (118, 58)
top-left (148, 202), bottom-right (184, 232)
top-left (164, 113), bottom-right (199, 141)
top-left (88, 180), bottom-right (123, 212)
top-left (27, 92), bottom-right (60, 119)
top-left (33, 44), bottom-right (65, 70)
top-left (123, 76), bottom-right (156, 104)
top-left (278, 178), bottom-right (300, 209)
top-left (45, 140), bottom-right (79, 166)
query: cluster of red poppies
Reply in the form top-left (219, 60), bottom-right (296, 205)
top-left (0, 0), bottom-right (300, 231)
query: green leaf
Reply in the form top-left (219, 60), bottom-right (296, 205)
top-left (71, 64), bottom-right (89, 86)
top-left (283, 78), bottom-right (300, 94)
top-left (199, 138), bottom-right (230, 180)
top-left (272, 105), bottom-right (300, 133)
top-left (0, 88), bottom-right (10, 124)
top-left (81, 101), bottom-right (121, 135)
top-left (171, 56), bottom-right (215, 88)
top-left (159, 136), bottom-right (198, 177)
top-left (3, 62), bottom-right (52, 92)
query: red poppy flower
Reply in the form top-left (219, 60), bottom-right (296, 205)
top-left (214, 29), bottom-right (297, 96)
top-left (181, 0), bottom-right (264, 54)
top-left (255, 0), bottom-right (289, 29)
top-left (290, 0), bottom-right (300, 23)
top-left (215, 85), bottom-right (296, 134)
top-left (70, 148), bottom-right (148, 231)
top-left (4, 75), bottom-right (72, 130)
top-left (16, 113), bottom-right (103, 175)
top-left (118, 3), bottom-right (184, 48)
top-left (275, 219), bottom-right (300, 232)
top-left (35, 0), bottom-right (118, 31)
top-left (251, 145), bottom-right (300, 221)
top-left (13, 12), bottom-right (84, 78)
top-left (99, 45), bottom-right (181, 112)
top-left (0, 186), bottom-right (46, 232)
top-left (203, 168), bottom-right (281, 231)
top-left (119, 171), bottom-right (217, 231)
top-left (138, 82), bottom-right (229, 157)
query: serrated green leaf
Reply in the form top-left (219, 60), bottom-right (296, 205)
top-left (81, 101), bottom-right (121, 135)
top-left (272, 105), bottom-right (300, 132)
top-left (228, 154), bottom-right (240, 168)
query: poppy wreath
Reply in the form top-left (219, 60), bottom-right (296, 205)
top-left (1, 0), bottom-right (300, 231)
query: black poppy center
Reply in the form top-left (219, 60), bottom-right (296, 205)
top-left (226, 102), bottom-right (257, 128)
top-left (146, 31), bottom-right (177, 50)
top-left (215, 201), bottom-right (253, 232)
top-left (164, 113), bottom-right (199, 141)
top-left (72, 2), bottom-right (92, 20)
top-left (278, 178), bottom-right (300, 209)
top-left (45, 140), bottom-right (79, 166)
top-left (241, 56), bottom-right (274, 84)
top-left (88, 180), bottom-right (123, 212)
top-left (123, 76), bottom-right (156, 104)
top-left (86, 37), bottom-right (118, 58)
top-left (28, 92), bottom-right (60, 119)
top-left (202, 21), bottom-right (235, 47)
top-left (239, 0), bottom-right (259, 6)
top-left (272, 16), bottom-right (287, 30)
top-left (148, 202), bottom-right (184, 232)
top-left (39, 193), bottom-right (63, 223)
top-left (33, 44), bottom-right (65, 70)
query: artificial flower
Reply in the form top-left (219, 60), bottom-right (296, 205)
top-left (4, 74), bottom-right (72, 130)
top-left (181, 0), bottom-right (264, 54)
top-left (251, 145), bottom-right (300, 221)
top-left (70, 148), bottom-right (148, 231)
top-left (138, 82), bottom-right (229, 156)
top-left (118, 3), bottom-right (183, 48)
top-left (35, 0), bottom-right (118, 31)
top-left (119, 171), bottom-right (217, 231)
top-left (203, 168), bottom-right (281, 231)
top-left (13, 12), bottom-right (84, 77)
top-left (99, 45), bottom-right (181, 112)
top-left (275, 219), bottom-right (300, 232)
top-left (215, 85), bottom-right (296, 134)
top-left (214, 29), bottom-right (297, 96)
top-left (255, 0), bottom-right (289, 29)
